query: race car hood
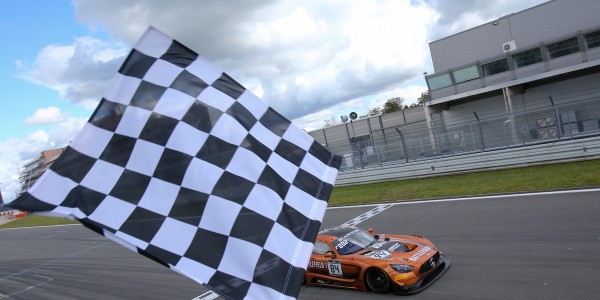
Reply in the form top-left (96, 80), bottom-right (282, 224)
top-left (359, 240), bottom-right (413, 260)
top-left (360, 239), bottom-right (438, 265)
top-left (365, 241), bottom-right (410, 253)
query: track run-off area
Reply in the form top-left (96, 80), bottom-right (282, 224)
top-left (1, 188), bottom-right (599, 300)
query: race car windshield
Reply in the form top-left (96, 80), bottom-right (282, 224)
top-left (332, 228), bottom-right (376, 255)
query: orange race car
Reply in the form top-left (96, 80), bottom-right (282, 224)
top-left (305, 226), bottom-right (450, 294)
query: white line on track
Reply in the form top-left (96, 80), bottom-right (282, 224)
top-left (2, 274), bottom-right (53, 298)
top-left (190, 188), bottom-right (600, 299)
top-left (339, 204), bottom-right (394, 227)
top-left (192, 290), bottom-right (220, 300)
top-left (4, 189), bottom-right (593, 300)
top-left (0, 245), bottom-right (104, 283)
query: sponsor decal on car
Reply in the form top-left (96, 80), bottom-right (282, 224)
top-left (364, 250), bottom-right (392, 259)
top-left (334, 238), bottom-right (350, 250)
top-left (408, 246), bottom-right (432, 262)
top-left (370, 242), bottom-right (386, 249)
top-left (388, 242), bottom-right (402, 251)
top-left (309, 261), bottom-right (325, 269)
top-left (339, 229), bottom-right (361, 240)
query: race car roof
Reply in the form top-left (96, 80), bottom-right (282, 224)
top-left (318, 226), bottom-right (358, 237)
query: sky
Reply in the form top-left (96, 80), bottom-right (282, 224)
top-left (0, 0), bottom-right (548, 202)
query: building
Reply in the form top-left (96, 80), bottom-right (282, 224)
top-left (18, 148), bottom-right (65, 196)
top-left (424, 0), bottom-right (600, 152)
top-left (309, 0), bottom-right (600, 171)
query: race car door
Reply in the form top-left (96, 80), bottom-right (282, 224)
top-left (310, 241), bottom-right (360, 281)
top-left (308, 242), bottom-right (334, 277)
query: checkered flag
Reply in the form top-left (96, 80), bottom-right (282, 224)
top-left (9, 26), bottom-right (341, 300)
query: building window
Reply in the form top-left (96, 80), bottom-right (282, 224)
top-left (546, 37), bottom-right (580, 59)
top-left (513, 48), bottom-right (542, 68)
top-left (427, 73), bottom-right (452, 90)
top-left (453, 65), bottom-right (479, 83)
top-left (584, 30), bottom-right (600, 49)
top-left (481, 58), bottom-right (510, 76)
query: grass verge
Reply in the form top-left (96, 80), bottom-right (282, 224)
top-left (328, 159), bottom-right (600, 206)
top-left (2, 159), bottom-right (599, 229)
top-left (0, 215), bottom-right (78, 229)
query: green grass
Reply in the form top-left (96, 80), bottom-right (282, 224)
top-left (0, 215), bottom-right (78, 229)
top-left (2, 159), bottom-right (599, 229)
top-left (328, 158), bottom-right (600, 206)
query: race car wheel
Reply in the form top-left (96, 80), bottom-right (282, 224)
top-left (365, 268), bottom-right (390, 293)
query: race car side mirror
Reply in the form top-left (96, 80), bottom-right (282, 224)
top-left (325, 251), bottom-right (336, 258)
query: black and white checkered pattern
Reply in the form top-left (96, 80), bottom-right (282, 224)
top-left (10, 27), bottom-right (341, 300)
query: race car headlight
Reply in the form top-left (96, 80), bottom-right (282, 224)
top-left (390, 264), bottom-right (413, 273)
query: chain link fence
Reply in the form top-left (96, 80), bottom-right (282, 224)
top-left (309, 93), bottom-right (600, 171)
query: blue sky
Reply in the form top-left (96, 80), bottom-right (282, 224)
top-left (0, 0), bottom-right (548, 202)
top-left (0, 0), bottom-right (92, 141)
top-left (0, 0), bottom-right (106, 201)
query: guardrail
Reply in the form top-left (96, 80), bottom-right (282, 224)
top-left (335, 135), bottom-right (600, 186)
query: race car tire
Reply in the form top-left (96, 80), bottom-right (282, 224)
top-left (365, 268), bottom-right (390, 293)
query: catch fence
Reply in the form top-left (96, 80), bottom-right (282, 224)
top-left (309, 93), bottom-right (600, 171)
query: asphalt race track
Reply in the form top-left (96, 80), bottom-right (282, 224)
top-left (1, 189), bottom-right (599, 300)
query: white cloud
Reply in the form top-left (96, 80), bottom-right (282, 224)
top-left (71, 0), bottom-right (438, 120)
top-left (25, 106), bottom-right (66, 126)
top-left (293, 81), bottom-right (427, 132)
top-left (0, 117), bottom-right (86, 203)
top-left (13, 0), bottom-right (546, 126)
top-left (18, 36), bottom-right (128, 107)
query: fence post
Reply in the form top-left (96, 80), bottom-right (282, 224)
top-left (379, 115), bottom-right (390, 159)
top-left (395, 128), bottom-right (409, 162)
top-left (474, 111), bottom-right (485, 151)
top-left (549, 96), bottom-right (562, 141)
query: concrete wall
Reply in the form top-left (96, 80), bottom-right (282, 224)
top-left (308, 107), bottom-right (428, 151)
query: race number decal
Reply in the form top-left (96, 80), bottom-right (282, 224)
top-left (364, 250), bottom-right (392, 259)
top-left (327, 260), bottom-right (343, 276)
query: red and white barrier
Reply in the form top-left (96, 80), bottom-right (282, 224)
top-left (13, 211), bottom-right (28, 218)
top-left (0, 210), bottom-right (28, 225)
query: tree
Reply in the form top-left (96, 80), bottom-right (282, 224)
top-left (323, 117), bottom-right (338, 128)
top-left (416, 90), bottom-right (430, 106)
top-left (359, 107), bottom-right (382, 118)
top-left (382, 97), bottom-right (404, 114)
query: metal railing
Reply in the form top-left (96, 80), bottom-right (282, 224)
top-left (322, 94), bottom-right (600, 171)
